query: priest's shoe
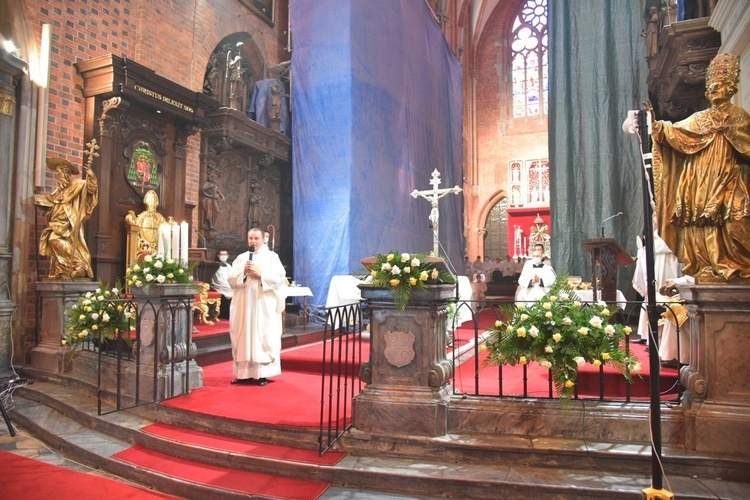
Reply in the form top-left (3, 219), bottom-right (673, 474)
top-left (231, 378), bottom-right (254, 385)
top-left (257, 378), bottom-right (268, 386)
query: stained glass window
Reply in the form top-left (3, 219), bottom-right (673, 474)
top-left (511, 0), bottom-right (548, 119)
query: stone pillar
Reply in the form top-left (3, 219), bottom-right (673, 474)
top-left (0, 57), bottom-right (23, 379)
top-left (680, 284), bottom-right (750, 458)
top-left (130, 284), bottom-right (203, 398)
top-left (354, 284), bottom-right (455, 437)
top-left (31, 281), bottom-right (100, 373)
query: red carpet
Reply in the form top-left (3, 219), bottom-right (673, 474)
top-left (282, 336), bottom-right (368, 373)
top-left (142, 422), bottom-right (344, 465)
top-left (0, 449), bottom-right (177, 499)
top-left (576, 342), bottom-right (680, 400)
top-left (162, 342), bottom-right (361, 427)
top-left (113, 445), bottom-right (329, 499)
top-left (192, 319), bottom-right (229, 338)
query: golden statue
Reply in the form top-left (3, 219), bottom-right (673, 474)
top-left (126, 189), bottom-right (166, 261)
top-left (651, 53), bottom-right (750, 282)
top-left (34, 140), bottom-right (100, 279)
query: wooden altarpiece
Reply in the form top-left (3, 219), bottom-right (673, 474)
top-left (75, 55), bottom-right (214, 284)
top-left (198, 107), bottom-right (292, 281)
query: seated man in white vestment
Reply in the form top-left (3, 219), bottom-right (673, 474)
top-left (516, 243), bottom-right (556, 304)
top-left (632, 231), bottom-right (680, 344)
top-left (658, 275), bottom-right (694, 368)
top-left (227, 228), bottom-right (287, 386)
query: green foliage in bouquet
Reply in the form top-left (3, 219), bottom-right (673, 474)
top-left (365, 251), bottom-right (455, 310)
top-left (125, 253), bottom-right (198, 291)
top-left (62, 284), bottom-right (136, 352)
top-left (483, 275), bottom-right (641, 400)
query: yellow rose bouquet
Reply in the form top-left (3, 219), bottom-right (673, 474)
top-left (483, 275), bottom-right (640, 399)
top-left (62, 284), bottom-right (137, 353)
top-left (365, 251), bottom-right (455, 310)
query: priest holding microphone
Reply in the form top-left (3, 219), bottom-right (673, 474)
top-left (227, 227), bottom-right (287, 386)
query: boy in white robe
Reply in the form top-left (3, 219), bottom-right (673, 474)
top-left (227, 228), bottom-right (287, 386)
top-left (516, 243), bottom-right (556, 304)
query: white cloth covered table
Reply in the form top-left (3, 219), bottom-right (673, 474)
top-left (573, 289), bottom-right (627, 309)
top-left (325, 275), bottom-right (365, 308)
top-left (286, 285), bottom-right (313, 330)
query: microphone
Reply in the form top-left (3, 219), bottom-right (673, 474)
top-left (600, 212), bottom-right (623, 238)
top-left (248, 244), bottom-right (256, 261)
top-left (193, 228), bottom-right (207, 248)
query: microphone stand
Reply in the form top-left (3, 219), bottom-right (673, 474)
top-left (638, 109), bottom-right (663, 492)
top-left (438, 240), bottom-right (460, 300)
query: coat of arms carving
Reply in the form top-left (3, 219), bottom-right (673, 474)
top-left (384, 330), bottom-right (416, 368)
top-left (127, 143), bottom-right (159, 190)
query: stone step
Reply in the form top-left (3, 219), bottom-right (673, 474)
top-left (9, 380), bottom-right (748, 499)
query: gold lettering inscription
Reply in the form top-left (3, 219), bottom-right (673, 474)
top-left (134, 85), bottom-right (194, 114)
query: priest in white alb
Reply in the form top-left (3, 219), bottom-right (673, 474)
top-left (227, 228), bottom-right (287, 386)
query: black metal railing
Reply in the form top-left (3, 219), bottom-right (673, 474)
top-left (319, 302), bottom-right (363, 456)
top-left (73, 294), bottom-right (197, 416)
top-left (450, 296), bottom-right (685, 403)
top-left (315, 292), bottom-right (687, 453)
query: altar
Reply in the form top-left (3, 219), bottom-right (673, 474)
top-left (325, 275), bottom-right (366, 308)
top-left (574, 288), bottom-right (628, 309)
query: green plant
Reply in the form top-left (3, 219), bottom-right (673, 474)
top-left (483, 275), bottom-right (641, 400)
top-left (364, 251), bottom-right (455, 310)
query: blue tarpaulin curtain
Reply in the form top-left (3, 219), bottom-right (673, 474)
top-left (548, 1), bottom-right (648, 289)
top-left (291, 0), bottom-right (464, 316)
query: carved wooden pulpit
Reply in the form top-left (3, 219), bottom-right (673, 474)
top-left (582, 238), bottom-right (634, 303)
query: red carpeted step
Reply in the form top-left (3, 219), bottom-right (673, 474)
top-left (192, 319), bottom-right (230, 338)
top-left (142, 422), bottom-right (344, 465)
top-left (162, 360), bottom-right (357, 427)
top-left (0, 449), bottom-right (177, 500)
top-left (113, 445), bottom-right (330, 500)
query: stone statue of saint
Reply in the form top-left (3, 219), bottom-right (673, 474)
top-left (34, 151), bottom-right (99, 280)
top-left (651, 53), bottom-right (750, 282)
top-left (228, 55), bottom-right (245, 110)
top-left (126, 189), bottom-right (166, 257)
top-left (643, 6), bottom-right (660, 59)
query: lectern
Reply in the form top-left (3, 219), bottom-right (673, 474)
top-left (582, 238), bottom-right (634, 302)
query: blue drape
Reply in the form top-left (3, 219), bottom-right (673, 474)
top-left (291, 0), bottom-right (464, 316)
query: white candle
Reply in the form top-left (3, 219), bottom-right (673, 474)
top-left (158, 223), bottom-right (170, 257)
top-left (180, 221), bottom-right (189, 265)
top-left (171, 223), bottom-right (180, 260)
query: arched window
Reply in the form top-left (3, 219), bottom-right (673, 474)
top-left (511, 0), bottom-right (548, 119)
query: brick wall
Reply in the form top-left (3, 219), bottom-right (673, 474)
top-left (465, 0), bottom-right (548, 259)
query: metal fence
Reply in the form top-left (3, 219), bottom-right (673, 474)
top-left (318, 302), bottom-right (363, 456)
top-left (449, 297), bottom-right (686, 402)
top-left (74, 294), bottom-right (198, 415)
top-left (316, 293), bottom-right (688, 453)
